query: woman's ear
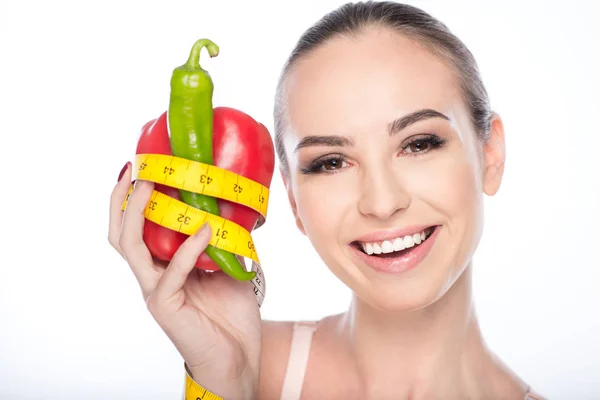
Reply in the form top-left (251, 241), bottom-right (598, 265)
top-left (280, 168), bottom-right (306, 235)
top-left (482, 113), bottom-right (506, 196)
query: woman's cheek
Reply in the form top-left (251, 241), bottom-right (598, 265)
top-left (403, 151), bottom-right (480, 215)
top-left (296, 176), bottom-right (352, 240)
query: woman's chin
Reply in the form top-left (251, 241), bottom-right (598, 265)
top-left (350, 264), bottom-right (470, 314)
top-left (347, 272), bottom-right (460, 314)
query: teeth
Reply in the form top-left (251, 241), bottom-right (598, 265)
top-left (381, 240), bottom-right (394, 253)
top-left (360, 227), bottom-right (434, 255)
top-left (372, 243), bottom-right (382, 255)
top-left (393, 237), bottom-right (405, 251)
top-left (413, 233), bottom-right (421, 245)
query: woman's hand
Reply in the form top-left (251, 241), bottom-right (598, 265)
top-left (108, 164), bottom-right (262, 399)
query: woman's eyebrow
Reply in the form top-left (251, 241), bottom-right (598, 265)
top-left (293, 109), bottom-right (449, 153)
top-left (388, 109), bottom-right (450, 135)
top-left (294, 135), bottom-right (355, 153)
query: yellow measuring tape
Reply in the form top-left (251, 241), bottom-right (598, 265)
top-left (184, 365), bottom-right (224, 400)
top-left (121, 153), bottom-right (268, 307)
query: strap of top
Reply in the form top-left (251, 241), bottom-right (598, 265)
top-left (279, 321), bottom-right (318, 400)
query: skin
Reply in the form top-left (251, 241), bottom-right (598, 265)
top-left (108, 25), bottom-right (537, 400)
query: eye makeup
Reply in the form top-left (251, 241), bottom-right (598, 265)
top-left (298, 133), bottom-right (447, 175)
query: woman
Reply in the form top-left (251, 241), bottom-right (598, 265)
top-left (108, 1), bottom-right (546, 399)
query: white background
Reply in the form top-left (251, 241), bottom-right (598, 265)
top-left (1, 0), bottom-right (599, 398)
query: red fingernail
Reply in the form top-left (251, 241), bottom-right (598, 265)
top-left (117, 162), bottom-right (131, 182)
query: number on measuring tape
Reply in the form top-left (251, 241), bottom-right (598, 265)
top-left (200, 174), bottom-right (212, 184)
top-left (178, 214), bottom-right (191, 225)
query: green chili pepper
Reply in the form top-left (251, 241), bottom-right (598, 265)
top-left (168, 38), bottom-right (255, 281)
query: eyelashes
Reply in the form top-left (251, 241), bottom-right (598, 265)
top-left (300, 154), bottom-right (347, 175)
top-left (403, 134), bottom-right (446, 155)
top-left (299, 134), bottom-right (447, 175)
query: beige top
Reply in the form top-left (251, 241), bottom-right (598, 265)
top-left (280, 321), bottom-right (546, 400)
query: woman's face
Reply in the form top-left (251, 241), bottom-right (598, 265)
top-left (281, 27), bottom-right (505, 311)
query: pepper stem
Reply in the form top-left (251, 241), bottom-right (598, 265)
top-left (184, 38), bottom-right (219, 71)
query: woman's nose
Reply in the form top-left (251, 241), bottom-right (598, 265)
top-left (357, 165), bottom-right (411, 220)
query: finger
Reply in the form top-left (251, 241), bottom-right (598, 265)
top-left (108, 161), bottom-right (133, 256)
top-left (153, 223), bottom-right (212, 301)
top-left (119, 179), bottom-right (160, 295)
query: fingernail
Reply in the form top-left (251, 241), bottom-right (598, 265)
top-left (117, 162), bottom-right (132, 182)
top-left (194, 222), bottom-right (210, 237)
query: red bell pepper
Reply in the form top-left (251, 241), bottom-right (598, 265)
top-left (135, 107), bottom-right (275, 271)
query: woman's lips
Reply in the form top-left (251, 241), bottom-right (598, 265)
top-left (349, 225), bottom-right (441, 275)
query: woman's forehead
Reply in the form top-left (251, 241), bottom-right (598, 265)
top-left (285, 29), bottom-right (463, 136)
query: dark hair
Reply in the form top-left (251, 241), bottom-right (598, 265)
top-left (273, 0), bottom-right (493, 176)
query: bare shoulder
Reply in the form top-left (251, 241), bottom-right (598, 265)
top-left (257, 319), bottom-right (295, 400)
top-left (257, 314), bottom-right (345, 400)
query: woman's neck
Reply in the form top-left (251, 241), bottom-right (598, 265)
top-left (335, 265), bottom-right (527, 399)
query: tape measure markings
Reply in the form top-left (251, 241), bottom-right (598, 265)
top-left (121, 153), bottom-right (269, 308)
top-left (133, 153), bottom-right (269, 219)
top-left (125, 188), bottom-right (261, 264)
top-left (185, 369), bottom-right (224, 400)
top-left (250, 262), bottom-right (265, 298)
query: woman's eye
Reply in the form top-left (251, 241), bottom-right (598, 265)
top-left (405, 140), bottom-right (431, 154)
top-left (321, 158), bottom-right (346, 171)
top-left (402, 135), bottom-right (446, 155)
top-left (300, 156), bottom-right (348, 174)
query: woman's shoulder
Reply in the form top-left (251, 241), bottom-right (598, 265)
top-left (258, 320), bottom-right (298, 399)
top-left (261, 319), bottom-right (296, 360)
top-left (258, 319), bottom-right (323, 399)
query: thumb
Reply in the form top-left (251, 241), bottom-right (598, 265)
top-left (152, 223), bottom-right (212, 300)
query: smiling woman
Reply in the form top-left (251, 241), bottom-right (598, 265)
top-left (269, 1), bottom-right (545, 399)
top-left (108, 1), bottom-right (548, 399)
